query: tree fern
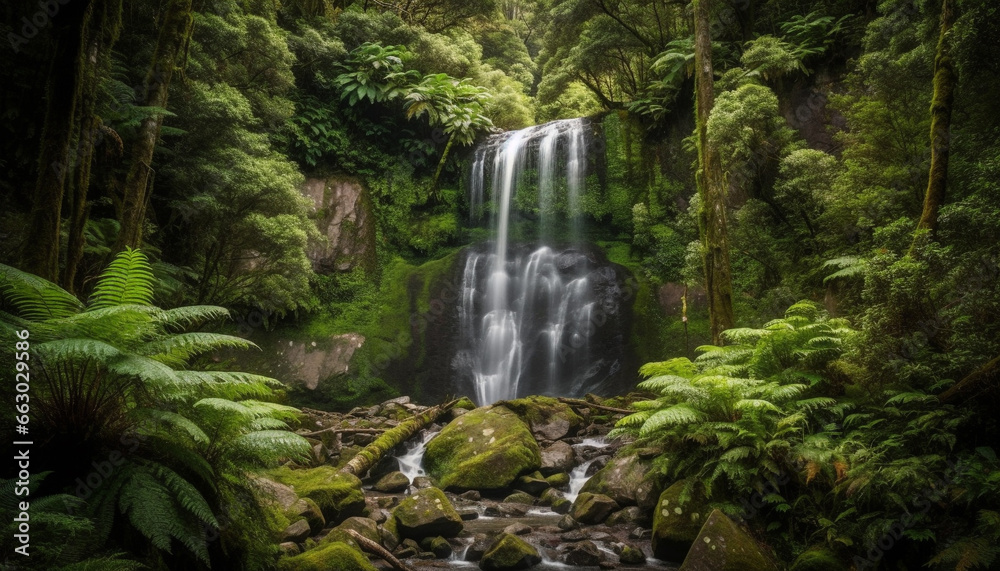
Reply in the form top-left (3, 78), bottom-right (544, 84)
top-left (88, 248), bottom-right (156, 309)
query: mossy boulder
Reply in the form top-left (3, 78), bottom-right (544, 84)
top-left (424, 406), bottom-right (541, 491)
top-left (270, 466), bottom-right (366, 525)
top-left (277, 541), bottom-right (377, 571)
top-left (539, 441), bottom-right (575, 475)
top-left (678, 509), bottom-right (779, 571)
top-left (569, 492), bottom-right (619, 524)
top-left (392, 487), bottom-right (464, 540)
top-left (503, 396), bottom-right (583, 441)
top-left (545, 472), bottom-right (570, 489)
top-left (652, 480), bottom-right (707, 562)
top-left (288, 498), bottom-right (326, 535)
top-left (479, 533), bottom-right (542, 570)
top-left (515, 471), bottom-right (550, 495)
top-left (420, 536), bottom-right (453, 558)
top-left (373, 471), bottom-right (410, 493)
top-left (539, 488), bottom-right (572, 514)
top-left (324, 516), bottom-right (382, 550)
top-left (454, 397), bottom-right (477, 410)
top-left (503, 491), bottom-right (537, 505)
top-left (580, 453), bottom-right (662, 509)
top-left (790, 545), bottom-right (846, 571)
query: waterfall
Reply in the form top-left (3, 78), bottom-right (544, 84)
top-left (455, 118), bottom-right (627, 405)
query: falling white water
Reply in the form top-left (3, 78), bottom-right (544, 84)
top-left (457, 118), bottom-right (625, 406)
top-left (395, 429), bottom-right (439, 484)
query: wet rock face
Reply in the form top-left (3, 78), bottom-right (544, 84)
top-left (580, 453), bottom-right (663, 509)
top-left (679, 509), bottom-right (780, 571)
top-left (652, 480), bottom-right (707, 562)
top-left (301, 176), bottom-right (376, 274)
top-left (570, 492), bottom-right (620, 524)
top-left (391, 487), bottom-right (464, 540)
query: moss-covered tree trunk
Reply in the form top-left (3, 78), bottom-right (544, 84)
top-left (911, 0), bottom-right (957, 252)
top-left (115, 0), bottom-right (193, 251)
top-left (21, 1), bottom-right (96, 281)
top-left (693, 0), bottom-right (735, 344)
top-left (340, 400), bottom-right (455, 477)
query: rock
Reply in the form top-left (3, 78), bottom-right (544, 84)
top-left (466, 533), bottom-right (493, 561)
top-left (454, 397), bottom-right (477, 410)
top-left (619, 543), bottom-right (646, 564)
top-left (392, 487), bottom-right (464, 539)
top-left (586, 456), bottom-right (610, 476)
top-left (498, 503), bottom-right (530, 517)
top-left (540, 441), bottom-right (576, 475)
top-left (503, 491), bottom-right (537, 505)
top-left (678, 509), bottom-right (779, 571)
top-left (651, 480), bottom-right (707, 562)
top-left (606, 506), bottom-right (649, 527)
top-left (375, 496), bottom-right (398, 509)
top-left (302, 176), bottom-right (376, 274)
top-left (448, 407), bottom-right (469, 421)
top-left (277, 541), bottom-right (377, 571)
top-left (326, 517), bottom-right (382, 551)
top-left (457, 508), bottom-right (480, 521)
top-left (257, 477), bottom-right (299, 510)
top-left (562, 530), bottom-right (588, 541)
top-left (790, 546), bottom-right (845, 571)
top-left (269, 466), bottom-right (366, 525)
top-left (373, 471), bottom-right (410, 493)
top-left (280, 334), bottom-right (367, 391)
top-left (503, 396), bottom-right (584, 441)
top-left (393, 545), bottom-right (418, 559)
top-left (369, 508), bottom-right (388, 524)
top-left (290, 497), bottom-right (326, 534)
top-left (515, 471), bottom-right (551, 495)
top-left (539, 488), bottom-right (572, 514)
top-left (564, 540), bottom-right (601, 566)
top-left (279, 541), bottom-right (301, 556)
top-left (558, 515), bottom-right (580, 530)
top-left (282, 519), bottom-right (312, 543)
top-left (460, 490), bottom-right (482, 501)
top-left (420, 536), bottom-right (454, 558)
top-left (580, 453), bottom-right (662, 509)
top-left (412, 476), bottom-right (435, 489)
top-left (479, 533), bottom-right (542, 571)
top-left (380, 523), bottom-right (400, 551)
top-left (629, 527), bottom-right (652, 540)
top-left (424, 406), bottom-right (541, 491)
top-left (504, 522), bottom-right (532, 535)
top-left (545, 472), bottom-right (571, 489)
top-left (570, 492), bottom-right (619, 524)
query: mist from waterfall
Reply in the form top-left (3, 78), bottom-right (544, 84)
top-left (457, 118), bottom-right (624, 405)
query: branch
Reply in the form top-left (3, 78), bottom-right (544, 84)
top-left (298, 427), bottom-right (386, 438)
top-left (938, 354), bottom-right (1000, 404)
top-left (345, 529), bottom-right (415, 571)
top-left (557, 397), bottom-right (633, 415)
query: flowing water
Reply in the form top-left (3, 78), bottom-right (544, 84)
top-left (456, 119), bottom-right (628, 405)
top-left (394, 429), bottom-right (439, 484)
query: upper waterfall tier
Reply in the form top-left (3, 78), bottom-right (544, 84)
top-left (457, 118), bottom-right (629, 404)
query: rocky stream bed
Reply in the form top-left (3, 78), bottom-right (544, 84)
top-left (260, 395), bottom-right (780, 571)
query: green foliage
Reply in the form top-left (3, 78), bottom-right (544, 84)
top-left (0, 250), bottom-right (309, 569)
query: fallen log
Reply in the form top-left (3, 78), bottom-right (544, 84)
top-left (340, 399), bottom-right (457, 477)
top-left (938, 354), bottom-right (1000, 404)
top-left (345, 529), bottom-right (415, 571)
top-left (298, 427), bottom-right (386, 438)
top-left (557, 397), bottom-right (632, 415)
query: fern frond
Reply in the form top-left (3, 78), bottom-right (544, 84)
top-left (141, 332), bottom-right (256, 366)
top-left (158, 305), bottom-right (230, 330)
top-left (89, 248), bottom-right (155, 309)
top-left (0, 263), bottom-right (84, 320)
top-left (640, 404), bottom-right (706, 435)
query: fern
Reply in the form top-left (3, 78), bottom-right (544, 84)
top-left (89, 248), bottom-right (156, 309)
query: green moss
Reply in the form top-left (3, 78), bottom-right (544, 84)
top-left (678, 509), bottom-right (779, 571)
top-left (652, 480), bottom-right (707, 562)
top-left (424, 406), bottom-right (541, 490)
top-left (503, 395), bottom-right (584, 438)
top-left (453, 397), bottom-right (476, 410)
top-left (322, 516), bottom-right (382, 550)
top-left (480, 533), bottom-right (541, 571)
top-left (392, 487), bottom-right (464, 539)
top-left (277, 541), bottom-right (377, 571)
top-left (268, 466), bottom-right (366, 524)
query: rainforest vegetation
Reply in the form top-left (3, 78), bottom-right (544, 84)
top-left (0, 0), bottom-right (998, 569)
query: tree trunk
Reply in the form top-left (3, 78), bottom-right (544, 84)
top-left (22, 1), bottom-right (97, 281)
top-left (911, 0), bottom-right (957, 252)
top-left (340, 400), bottom-right (456, 477)
top-left (938, 355), bottom-right (1000, 405)
top-left (431, 133), bottom-right (457, 199)
top-left (115, 0), bottom-right (193, 251)
top-left (693, 0), bottom-right (735, 344)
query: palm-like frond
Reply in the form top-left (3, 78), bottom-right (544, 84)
top-left (89, 248), bottom-right (156, 309)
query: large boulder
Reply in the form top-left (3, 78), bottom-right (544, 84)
top-left (391, 487), bottom-right (464, 540)
top-left (579, 453), bottom-right (662, 509)
top-left (289, 498), bottom-right (326, 534)
top-left (325, 516), bottom-right (383, 550)
top-left (424, 406), bottom-right (541, 491)
top-left (569, 492), bottom-right (619, 524)
top-left (539, 441), bottom-right (575, 475)
top-left (678, 509), bottom-right (780, 571)
top-left (269, 466), bottom-right (366, 525)
top-left (373, 471), bottom-right (410, 493)
top-left (652, 481), bottom-right (707, 562)
top-left (503, 396), bottom-right (584, 441)
top-left (277, 541), bottom-right (377, 571)
top-left (479, 533), bottom-right (542, 571)
top-left (564, 540), bottom-right (602, 566)
top-left (301, 176), bottom-right (376, 274)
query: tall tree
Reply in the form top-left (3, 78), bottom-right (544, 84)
top-left (693, 0), bottom-right (734, 343)
top-left (115, 0), bottom-right (193, 252)
top-left (911, 0), bottom-right (957, 251)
